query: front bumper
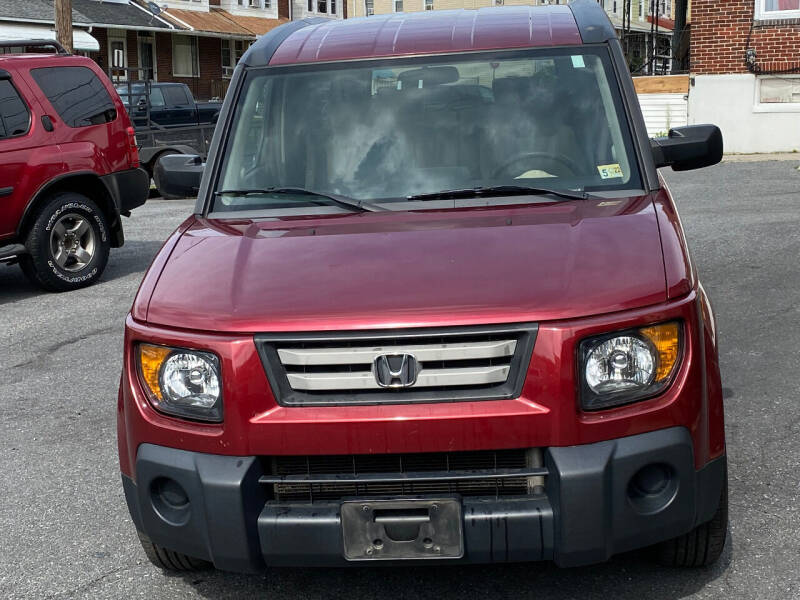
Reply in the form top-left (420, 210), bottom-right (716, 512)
top-left (122, 427), bottom-right (726, 573)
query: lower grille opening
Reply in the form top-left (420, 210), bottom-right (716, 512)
top-left (261, 449), bottom-right (546, 503)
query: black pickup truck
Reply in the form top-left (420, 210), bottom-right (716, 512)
top-left (116, 82), bottom-right (221, 129)
top-left (115, 82), bottom-right (219, 195)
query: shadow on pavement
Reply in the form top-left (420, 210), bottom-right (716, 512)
top-left (173, 532), bottom-right (733, 600)
top-left (0, 240), bottom-right (163, 307)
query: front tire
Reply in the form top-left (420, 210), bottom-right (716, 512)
top-left (655, 472), bottom-right (728, 567)
top-left (20, 192), bottom-right (111, 292)
top-left (137, 531), bottom-right (211, 572)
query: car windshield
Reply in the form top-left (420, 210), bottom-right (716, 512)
top-left (115, 84), bottom-right (146, 107)
top-left (213, 47), bottom-right (642, 213)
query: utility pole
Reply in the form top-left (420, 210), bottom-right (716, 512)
top-left (54, 0), bottom-right (73, 53)
top-left (622, 0), bottom-right (631, 63)
top-left (672, 0), bottom-right (688, 73)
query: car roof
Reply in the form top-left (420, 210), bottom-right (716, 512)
top-left (243, 0), bottom-right (615, 68)
top-left (0, 52), bottom-right (96, 68)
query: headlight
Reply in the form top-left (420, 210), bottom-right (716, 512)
top-left (579, 322), bottom-right (681, 411)
top-left (137, 344), bottom-right (223, 422)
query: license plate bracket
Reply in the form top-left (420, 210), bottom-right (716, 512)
top-left (341, 498), bottom-right (463, 561)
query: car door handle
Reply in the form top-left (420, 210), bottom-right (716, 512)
top-left (0, 187), bottom-right (13, 197)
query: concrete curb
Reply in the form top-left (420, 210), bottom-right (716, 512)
top-left (722, 153), bottom-right (800, 163)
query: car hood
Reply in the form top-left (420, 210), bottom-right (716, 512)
top-left (145, 196), bottom-right (667, 333)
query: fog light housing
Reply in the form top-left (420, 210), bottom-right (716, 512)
top-left (627, 463), bottom-right (678, 515)
top-left (150, 477), bottom-right (191, 526)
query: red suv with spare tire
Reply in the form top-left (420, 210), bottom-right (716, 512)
top-left (0, 41), bottom-right (149, 292)
top-left (120, 2), bottom-right (729, 573)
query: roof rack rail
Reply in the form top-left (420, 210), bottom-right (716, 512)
top-left (0, 39), bottom-right (69, 55)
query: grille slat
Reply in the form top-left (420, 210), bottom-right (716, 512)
top-left (286, 365), bottom-right (511, 391)
top-left (278, 340), bottom-right (517, 366)
top-left (264, 449), bottom-right (543, 503)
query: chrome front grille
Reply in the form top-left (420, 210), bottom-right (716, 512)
top-left (279, 338), bottom-right (517, 391)
top-left (255, 323), bottom-right (537, 406)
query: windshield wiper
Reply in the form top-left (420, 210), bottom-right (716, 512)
top-left (406, 185), bottom-right (589, 202)
top-left (215, 187), bottom-right (382, 212)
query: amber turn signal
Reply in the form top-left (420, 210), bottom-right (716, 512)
top-left (138, 343), bottom-right (171, 401)
top-left (640, 322), bottom-right (681, 382)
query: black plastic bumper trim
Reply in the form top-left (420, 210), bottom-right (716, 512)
top-left (0, 243), bottom-right (27, 262)
top-left (100, 168), bottom-right (150, 214)
top-left (122, 428), bottom-right (726, 572)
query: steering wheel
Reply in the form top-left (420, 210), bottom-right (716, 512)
top-left (490, 151), bottom-right (583, 180)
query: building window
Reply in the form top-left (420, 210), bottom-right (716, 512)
top-left (138, 32), bottom-right (156, 81)
top-left (365, 0), bottom-right (374, 14)
top-left (612, 0), bottom-right (617, 12)
top-left (639, 0), bottom-right (644, 18)
top-left (107, 30), bottom-right (127, 81)
top-left (394, 0), bottom-right (403, 11)
top-left (759, 77), bottom-right (800, 104)
top-left (307, 0), bottom-right (336, 15)
top-left (425, 0), bottom-right (433, 9)
top-left (173, 36), bottom-right (199, 78)
top-left (757, 0), bottom-right (800, 19)
top-left (222, 39), bottom-right (249, 79)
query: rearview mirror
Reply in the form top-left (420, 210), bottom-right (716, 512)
top-left (399, 66), bottom-right (459, 88)
top-left (153, 154), bottom-right (204, 199)
top-left (651, 125), bottom-right (723, 171)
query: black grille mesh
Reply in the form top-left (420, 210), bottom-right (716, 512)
top-left (266, 449), bottom-right (534, 502)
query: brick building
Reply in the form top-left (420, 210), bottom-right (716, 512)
top-left (689, 0), bottom-right (800, 152)
top-left (345, 0), bottom-right (674, 73)
top-left (0, 0), bottom-right (321, 101)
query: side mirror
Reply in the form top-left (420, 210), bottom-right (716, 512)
top-left (153, 154), bottom-right (204, 199)
top-left (651, 125), bottom-right (723, 171)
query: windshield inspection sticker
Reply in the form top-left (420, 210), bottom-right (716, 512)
top-left (597, 163), bottom-right (623, 179)
top-left (571, 55), bottom-right (585, 68)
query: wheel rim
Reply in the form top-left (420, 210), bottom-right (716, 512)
top-left (49, 213), bottom-right (96, 272)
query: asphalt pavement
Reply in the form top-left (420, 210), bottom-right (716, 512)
top-left (1, 161), bottom-right (799, 599)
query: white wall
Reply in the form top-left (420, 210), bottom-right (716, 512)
top-left (637, 93), bottom-right (688, 137)
top-left (688, 74), bottom-right (800, 154)
top-left (160, 0), bottom-right (210, 11)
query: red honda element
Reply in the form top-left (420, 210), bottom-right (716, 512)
top-left (0, 41), bottom-right (148, 291)
top-left (119, 1), bottom-right (728, 573)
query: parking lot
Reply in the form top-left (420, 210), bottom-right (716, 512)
top-left (1, 160), bottom-right (799, 599)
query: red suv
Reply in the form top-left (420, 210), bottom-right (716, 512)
top-left (119, 2), bottom-right (728, 573)
top-left (0, 41), bottom-right (148, 292)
